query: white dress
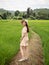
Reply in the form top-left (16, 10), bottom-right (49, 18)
top-left (20, 26), bottom-right (29, 46)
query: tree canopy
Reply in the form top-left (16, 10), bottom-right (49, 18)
top-left (0, 8), bottom-right (49, 20)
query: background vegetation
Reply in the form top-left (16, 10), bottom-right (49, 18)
top-left (0, 8), bottom-right (49, 20)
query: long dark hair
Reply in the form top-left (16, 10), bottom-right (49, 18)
top-left (21, 20), bottom-right (29, 33)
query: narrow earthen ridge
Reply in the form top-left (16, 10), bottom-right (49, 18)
top-left (9, 30), bottom-right (44, 65)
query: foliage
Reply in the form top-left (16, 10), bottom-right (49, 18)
top-left (0, 8), bottom-right (49, 20)
top-left (2, 13), bottom-right (7, 19)
top-left (27, 8), bottom-right (31, 18)
top-left (29, 15), bottom-right (36, 20)
top-left (22, 12), bottom-right (27, 18)
top-left (15, 10), bottom-right (20, 16)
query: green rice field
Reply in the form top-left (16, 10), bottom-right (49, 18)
top-left (0, 20), bottom-right (49, 65)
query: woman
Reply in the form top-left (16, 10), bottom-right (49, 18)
top-left (19, 19), bottom-right (29, 61)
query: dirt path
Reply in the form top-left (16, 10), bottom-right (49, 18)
top-left (9, 30), bottom-right (44, 65)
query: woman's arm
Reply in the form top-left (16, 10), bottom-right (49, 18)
top-left (20, 33), bottom-right (26, 42)
top-left (20, 27), bottom-right (27, 42)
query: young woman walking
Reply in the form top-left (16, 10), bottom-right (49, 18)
top-left (19, 19), bottom-right (29, 61)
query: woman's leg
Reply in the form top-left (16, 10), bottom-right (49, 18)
top-left (20, 46), bottom-right (29, 59)
top-left (24, 46), bottom-right (29, 59)
top-left (20, 46), bottom-right (25, 59)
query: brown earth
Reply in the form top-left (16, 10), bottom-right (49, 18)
top-left (9, 31), bottom-right (44, 65)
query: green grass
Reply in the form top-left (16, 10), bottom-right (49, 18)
top-left (0, 20), bottom-right (22, 65)
top-left (29, 20), bottom-right (49, 65)
top-left (0, 20), bottom-right (49, 65)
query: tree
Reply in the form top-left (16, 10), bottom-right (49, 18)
top-left (37, 11), bottom-right (49, 19)
top-left (6, 11), bottom-right (12, 19)
top-left (0, 15), bottom-right (2, 19)
top-left (34, 8), bottom-right (49, 19)
top-left (15, 10), bottom-right (20, 16)
top-left (2, 13), bottom-right (7, 19)
top-left (30, 15), bottom-right (36, 20)
top-left (27, 8), bottom-right (31, 18)
top-left (33, 12), bottom-right (36, 17)
top-left (7, 11), bottom-right (11, 16)
top-left (22, 12), bottom-right (27, 18)
top-left (27, 8), bottom-right (36, 18)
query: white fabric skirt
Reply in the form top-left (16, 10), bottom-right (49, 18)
top-left (20, 37), bottom-right (29, 46)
